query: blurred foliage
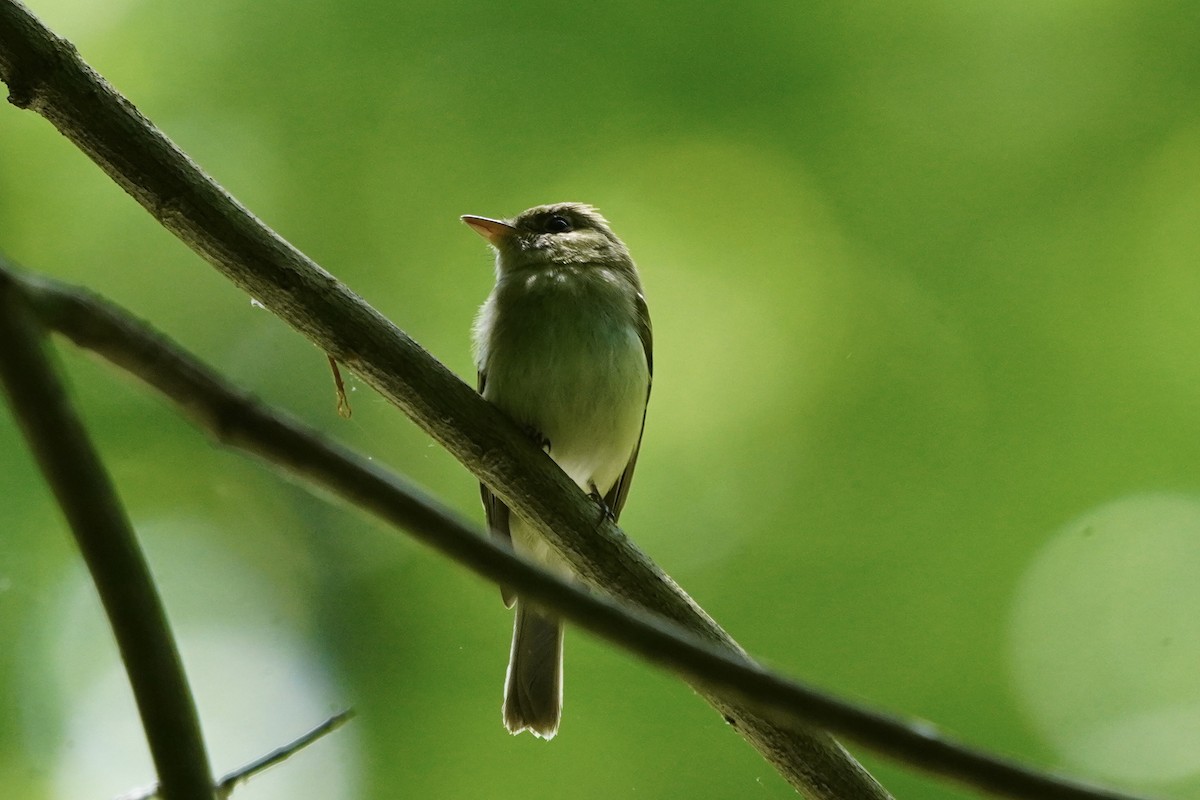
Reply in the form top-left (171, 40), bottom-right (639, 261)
top-left (3, 0), bottom-right (1200, 798)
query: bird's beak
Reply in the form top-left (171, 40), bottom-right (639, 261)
top-left (461, 215), bottom-right (516, 246)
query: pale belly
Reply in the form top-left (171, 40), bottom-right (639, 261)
top-left (477, 269), bottom-right (650, 568)
top-left (483, 318), bottom-right (648, 496)
top-left (485, 323), bottom-right (647, 571)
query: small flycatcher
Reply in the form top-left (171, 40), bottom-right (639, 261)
top-left (464, 203), bottom-right (652, 739)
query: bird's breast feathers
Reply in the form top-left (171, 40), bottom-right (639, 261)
top-left (476, 266), bottom-right (649, 493)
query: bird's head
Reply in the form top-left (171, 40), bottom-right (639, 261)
top-left (462, 202), bottom-right (632, 274)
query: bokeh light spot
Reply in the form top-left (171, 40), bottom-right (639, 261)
top-left (1009, 493), bottom-right (1200, 783)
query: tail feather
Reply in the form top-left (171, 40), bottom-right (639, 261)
top-left (503, 602), bottom-right (563, 739)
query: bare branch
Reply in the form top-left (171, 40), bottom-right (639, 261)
top-left (0, 270), bottom-right (214, 800)
top-left (215, 709), bottom-right (356, 799)
top-left (4, 261), bottom-right (1162, 800)
top-left (113, 710), bottom-right (356, 800)
top-left (0, 3), bottom-right (888, 796)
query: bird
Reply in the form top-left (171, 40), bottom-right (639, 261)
top-left (463, 202), bottom-right (652, 739)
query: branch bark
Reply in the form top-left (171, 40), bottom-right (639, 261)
top-left (3, 260), bottom-right (1162, 800)
top-left (0, 271), bottom-right (214, 800)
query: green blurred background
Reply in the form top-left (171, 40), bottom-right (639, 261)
top-left (4, 0), bottom-right (1200, 797)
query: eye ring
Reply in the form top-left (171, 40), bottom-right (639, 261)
top-left (544, 215), bottom-right (572, 233)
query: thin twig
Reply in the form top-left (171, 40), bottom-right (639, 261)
top-left (327, 355), bottom-right (352, 419)
top-left (6, 262), bottom-right (1161, 800)
top-left (0, 270), bottom-right (214, 800)
top-left (216, 709), bottom-right (356, 798)
top-left (0, 4), bottom-right (887, 797)
top-left (114, 710), bottom-right (356, 800)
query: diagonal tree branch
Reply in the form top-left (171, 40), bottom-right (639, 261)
top-left (0, 271), bottom-right (214, 800)
top-left (3, 260), bottom-right (1161, 800)
top-left (0, 2), bottom-right (888, 796)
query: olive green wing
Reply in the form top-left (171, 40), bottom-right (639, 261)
top-left (604, 291), bottom-right (653, 521)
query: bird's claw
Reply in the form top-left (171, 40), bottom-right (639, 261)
top-left (521, 425), bottom-right (551, 453)
top-left (587, 482), bottom-right (615, 524)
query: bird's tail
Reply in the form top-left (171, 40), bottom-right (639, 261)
top-left (503, 601), bottom-right (563, 739)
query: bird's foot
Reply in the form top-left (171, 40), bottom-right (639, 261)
top-left (587, 481), bottom-right (615, 524)
top-left (521, 425), bottom-right (551, 453)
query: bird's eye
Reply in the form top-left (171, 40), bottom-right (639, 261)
top-left (544, 215), bottom-right (573, 234)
